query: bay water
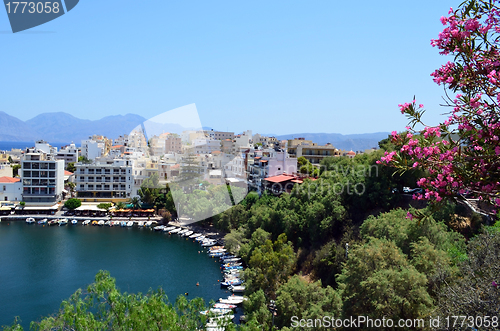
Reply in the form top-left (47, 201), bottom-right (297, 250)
top-left (0, 221), bottom-right (232, 329)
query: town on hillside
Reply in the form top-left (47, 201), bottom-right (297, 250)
top-left (0, 129), bottom-right (378, 217)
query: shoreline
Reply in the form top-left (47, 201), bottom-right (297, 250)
top-left (1, 215), bottom-right (226, 242)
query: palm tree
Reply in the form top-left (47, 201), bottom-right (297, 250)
top-left (115, 202), bottom-right (126, 210)
top-left (129, 197), bottom-right (141, 210)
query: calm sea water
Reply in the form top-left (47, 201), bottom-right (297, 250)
top-left (0, 221), bottom-right (234, 329)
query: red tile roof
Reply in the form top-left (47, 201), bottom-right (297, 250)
top-left (264, 174), bottom-right (296, 183)
top-left (64, 170), bottom-right (73, 176)
top-left (0, 176), bottom-right (20, 183)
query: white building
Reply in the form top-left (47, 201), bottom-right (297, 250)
top-left (21, 153), bottom-right (65, 204)
top-left (81, 139), bottom-right (105, 160)
top-left (0, 176), bottom-right (22, 202)
top-left (54, 143), bottom-right (79, 166)
top-left (75, 158), bottom-right (134, 201)
top-left (192, 138), bottom-right (221, 154)
top-left (213, 131), bottom-right (234, 141)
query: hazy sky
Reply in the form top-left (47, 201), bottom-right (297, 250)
top-left (0, 0), bottom-right (462, 135)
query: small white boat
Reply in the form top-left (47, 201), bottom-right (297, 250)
top-left (98, 220), bottom-right (105, 226)
top-left (112, 221), bottom-right (121, 226)
top-left (189, 233), bottom-right (202, 238)
top-left (38, 219), bottom-right (47, 225)
top-left (219, 298), bottom-right (244, 305)
top-left (163, 226), bottom-right (176, 232)
top-left (229, 285), bottom-right (245, 293)
top-left (213, 303), bottom-right (237, 309)
top-left (71, 219), bottom-right (78, 225)
top-left (104, 220), bottom-right (111, 226)
top-left (169, 228), bottom-right (181, 234)
top-left (82, 220), bottom-right (91, 225)
top-left (200, 308), bottom-right (232, 316)
top-left (195, 235), bottom-right (205, 242)
top-left (177, 229), bottom-right (188, 235)
top-left (127, 221), bottom-right (134, 227)
top-left (145, 221), bottom-right (153, 227)
top-left (137, 221), bottom-right (144, 227)
top-left (26, 217), bottom-right (35, 224)
top-left (183, 230), bottom-right (194, 237)
top-left (202, 240), bottom-right (216, 247)
top-left (153, 225), bottom-right (165, 231)
top-left (59, 219), bottom-right (68, 226)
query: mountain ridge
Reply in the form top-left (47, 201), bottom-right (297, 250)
top-left (0, 112), bottom-right (389, 150)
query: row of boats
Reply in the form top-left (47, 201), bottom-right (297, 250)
top-left (202, 243), bottom-right (247, 330)
top-left (26, 217), bottom-right (155, 227)
top-left (157, 224), bottom-right (246, 330)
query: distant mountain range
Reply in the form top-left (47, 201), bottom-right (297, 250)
top-left (0, 111), bottom-right (389, 150)
top-left (0, 111), bottom-right (146, 143)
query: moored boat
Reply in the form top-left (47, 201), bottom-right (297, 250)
top-left (169, 228), bottom-right (181, 234)
top-left (59, 219), bottom-right (68, 226)
top-left (83, 220), bottom-right (91, 225)
top-left (126, 221), bottom-right (133, 227)
top-left (38, 219), bottom-right (47, 225)
top-left (212, 303), bottom-right (237, 309)
top-left (183, 230), bottom-right (193, 237)
top-left (97, 220), bottom-right (105, 226)
top-left (71, 219), bottom-right (78, 225)
top-left (26, 217), bottom-right (36, 224)
top-left (229, 285), bottom-right (245, 293)
top-left (137, 221), bottom-right (144, 227)
top-left (189, 233), bottom-right (201, 238)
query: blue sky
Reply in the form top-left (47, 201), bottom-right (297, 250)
top-left (0, 0), bottom-right (462, 135)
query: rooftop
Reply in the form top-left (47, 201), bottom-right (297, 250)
top-left (0, 176), bottom-right (20, 183)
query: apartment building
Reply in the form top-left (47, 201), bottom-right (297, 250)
top-left (287, 138), bottom-right (342, 164)
top-left (54, 143), bottom-right (79, 166)
top-left (75, 158), bottom-right (133, 201)
top-left (21, 153), bottom-right (65, 204)
top-left (213, 131), bottom-right (235, 141)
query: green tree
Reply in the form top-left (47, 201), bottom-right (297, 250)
top-left (97, 203), bottom-right (112, 212)
top-left (436, 230), bottom-right (500, 319)
top-left (78, 156), bottom-right (92, 164)
top-left (66, 182), bottom-right (76, 198)
top-left (276, 275), bottom-right (342, 330)
top-left (297, 156), bottom-right (308, 168)
top-left (66, 162), bottom-right (76, 173)
top-left (129, 197), bottom-right (141, 210)
top-left (337, 238), bottom-right (433, 322)
top-left (6, 271), bottom-right (210, 331)
top-left (244, 233), bottom-right (296, 299)
top-left (11, 164), bottom-right (21, 177)
top-left (64, 198), bottom-right (82, 210)
top-left (115, 202), bottom-right (126, 210)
